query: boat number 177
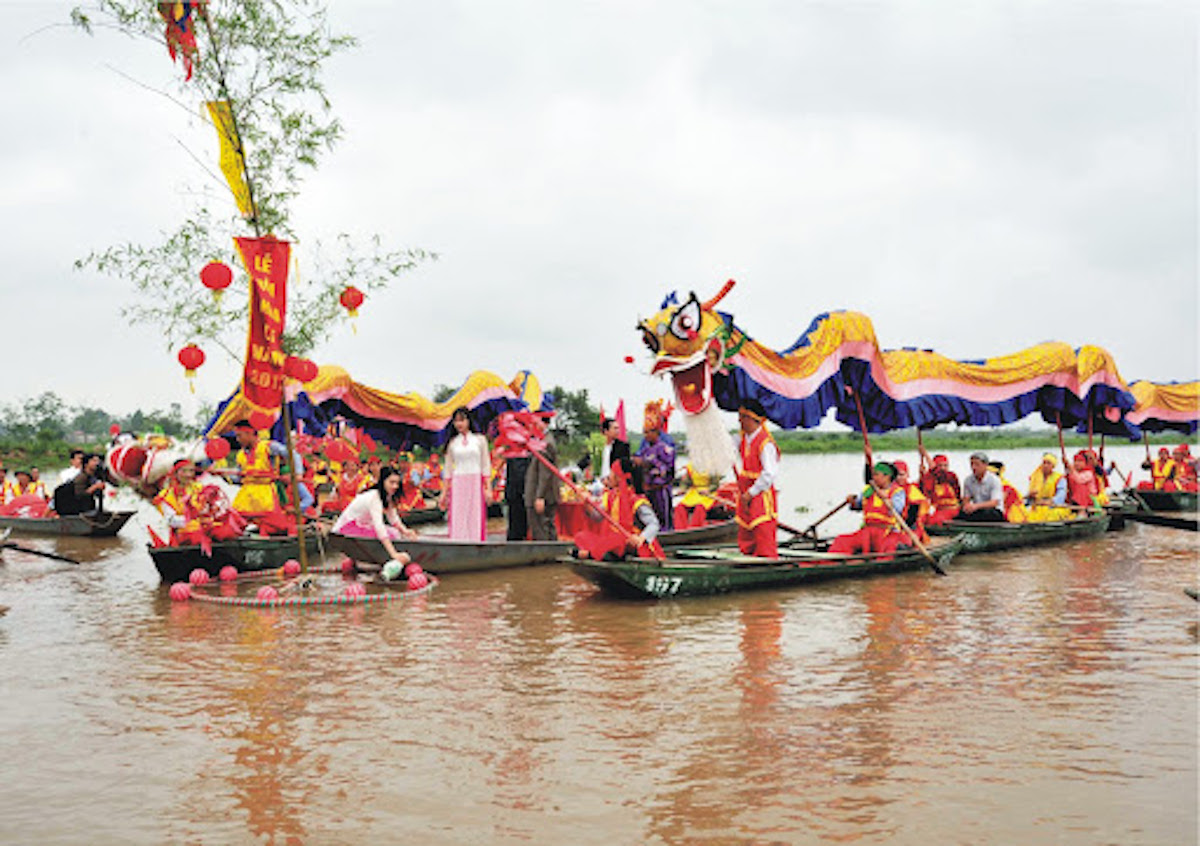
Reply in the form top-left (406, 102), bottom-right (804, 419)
top-left (644, 575), bottom-right (682, 596)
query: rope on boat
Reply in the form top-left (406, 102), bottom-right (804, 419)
top-left (183, 577), bottom-right (437, 608)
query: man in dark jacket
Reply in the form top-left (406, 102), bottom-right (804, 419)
top-left (524, 426), bottom-right (560, 541)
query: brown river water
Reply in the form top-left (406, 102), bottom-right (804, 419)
top-left (0, 447), bottom-right (1196, 845)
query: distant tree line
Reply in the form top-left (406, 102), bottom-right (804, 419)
top-left (0, 392), bottom-right (208, 463)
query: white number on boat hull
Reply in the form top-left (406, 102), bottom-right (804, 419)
top-left (643, 575), bottom-right (682, 596)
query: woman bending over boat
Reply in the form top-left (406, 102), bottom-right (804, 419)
top-left (332, 467), bottom-right (427, 580)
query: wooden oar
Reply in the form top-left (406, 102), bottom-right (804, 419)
top-left (712, 492), bottom-right (810, 539)
top-left (800, 499), bottom-right (849, 537)
top-left (1, 542), bottom-right (81, 565)
top-left (848, 389), bottom-right (944, 576)
top-left (876, 488), bottom-right (947, 576)
top-left (1108, 461), bottom-right (1134, 490)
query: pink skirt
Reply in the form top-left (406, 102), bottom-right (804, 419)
top-left (446, 473), bottom-right (487, 541)
top-left (337, 516), bottom-right (400, 541)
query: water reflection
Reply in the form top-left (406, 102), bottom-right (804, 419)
top-left (0, 451), bottom-right (1195, 844)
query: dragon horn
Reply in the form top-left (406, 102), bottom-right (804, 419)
top-left (702, 279), bottom-right (736, 310)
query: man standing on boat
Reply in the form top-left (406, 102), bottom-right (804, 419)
top-left (632, 400), bottom-right (676, 532)
top-left (599, 415), bottom-right (631, 484)
top-left (959, 452), bottom-right (1006, 522)
top-left (524, 416), bottom-right (560, 541)
top-left (229, 420), bottom-right (290, 535)
top-left (733, 399), bottom-right (780, 558)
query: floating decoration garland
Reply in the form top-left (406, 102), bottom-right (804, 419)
top-left (169, 556), bottom-right (436, 608)
top-left (179, 579), bottom-right (436, 608)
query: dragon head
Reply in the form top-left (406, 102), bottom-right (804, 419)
top-left (637, 279), bottom-right (739, 415)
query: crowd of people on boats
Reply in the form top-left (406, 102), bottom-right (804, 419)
top-left (8, 403), bottom-right (1195, 577)
top-left (1137, 444), bottom-right (1199, 493)
top-left (0, 450), bottom-right (117, 519)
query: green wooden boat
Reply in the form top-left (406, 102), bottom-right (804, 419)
top-left (570, 535), bottom-right (965, 600)
top-left (150, 532), bottom-right (327, 583)
top-left (927, 513), bottom-right (1110, 553)
top-left (1129, 489), bottom-right (1198, 513)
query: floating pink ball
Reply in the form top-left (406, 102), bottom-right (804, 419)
top-left (343, 582), bottom-right (367, 598)
top-left (188, 568), bottom-right (210, 586)
top-left (340, 556), bottom-right (356, 575)
top-left (282, 559), bottom-right (302, 577)
top-left (256, 586), bottom-right (279, 602)
top-left (218, 565), bottom-right (239, 582)
top-left (168, 582), bottom-right (192, 602)
top-left (407, 572), bottom-right (430, 591)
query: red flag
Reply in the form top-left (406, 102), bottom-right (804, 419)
top-left (615, 399), bottom-right (627, 441)
top-left (235, 236), bottom-right (290, 420)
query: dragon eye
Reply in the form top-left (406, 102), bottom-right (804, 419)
top-left (668, 297), bottom-right (702, 341)
top-left (640, 326), bottom-right (660, 354)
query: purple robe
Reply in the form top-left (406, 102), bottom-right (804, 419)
top-left (637, 437), bottom-right (676, 531)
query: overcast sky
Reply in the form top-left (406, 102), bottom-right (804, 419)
top-left (0, 1), bottom-right (1195, 432)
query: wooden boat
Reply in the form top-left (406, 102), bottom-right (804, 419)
top-left (332, 516), bottom-right (737, 574)
top-left (571, 535), bottom-right (965, 599)
top-left (1125, 511), bottom-right (1199, 532)
top-left (399, 506), bottom-right (447, 526)
top-left (927, 513), bottom-right (1110, 553)
top-left (329, 532), bottom-right (572, 574)
top-left (0, 510), bottom-right (135, 537)
top-left (1129, 490), bottom-right (1198, 512)
top-left (657, 518), bottom-right (738, 548)
top-left (149, 532), bottom-right (327, 583)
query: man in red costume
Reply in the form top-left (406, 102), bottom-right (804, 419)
top-left (1065, 450), bottom-right (1104, 508)
top-left (230, 420), bottom-right (291, 535)
top-left (154, 460), bottom-right (245, 547)
top-left (1172, 444), bottom-right (1198, 491)
top-left (573, 467), bottom-right (664, 560)
top-left (918, 451), bottom-right (961, 525)
top-left (1139, 447), bottom-right (1176, 491)
top-left (892, 460), bottom-right (931, 542)
top-left (829, 462), bottom-right (909, 556)
top-left (734, 399), bottom-right (779, 558)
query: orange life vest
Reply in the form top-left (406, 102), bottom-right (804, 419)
top-left (1150, 458), bottom-right (1176, 490)
top-left (860, 484), bottom-right (901, 531)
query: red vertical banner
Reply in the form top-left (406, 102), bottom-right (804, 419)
top-left (235, 236), bottom-right (290, 416)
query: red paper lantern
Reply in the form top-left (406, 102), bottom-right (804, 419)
top-left (249, 410), bottom-right (276, 431)
top-left (339, 286), bottom-right (364, 316)
top-left (177, 344), bottom-right (206, 393)
top-left (200, 262), bottom-right (233, 301)
top-left (284, 356), bottom-right (319, 383)
top-left (109, 423), bottom-right (121, 437)
top-left (205, 438), bottom-right (231, 461)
